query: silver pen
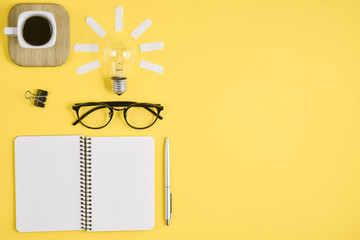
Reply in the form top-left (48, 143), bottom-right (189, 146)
top-left (165, 137), bottom-right (172, 225)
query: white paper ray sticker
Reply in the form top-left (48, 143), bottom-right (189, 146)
top-left (86, 17), bottom-right (107, 38)
top-left (76, 60), bottom-right (101, 75)
top-left (131, 19), bottom-right (152, 39)
top-left (74, 44), bottom-right (99, 52)
top-left (140, 42), bottom-right (164, 52)
top-left (140, 60), bottom-right (164, 74)
top-left (115, 6), bottom-right (123, 31)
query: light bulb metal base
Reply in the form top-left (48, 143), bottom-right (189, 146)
top-left (112, 77), bottom-right (127, 96)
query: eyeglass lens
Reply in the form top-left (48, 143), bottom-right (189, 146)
top-left (125, 104), bottom-right (159, 129)
top-left (78, 104), bottom-right (112, 129)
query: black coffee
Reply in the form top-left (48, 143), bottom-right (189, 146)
top-left (22, 16), bottom-right (52, 46)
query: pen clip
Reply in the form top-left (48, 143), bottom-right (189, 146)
top-left (170, 192), bottom-right (172, 218)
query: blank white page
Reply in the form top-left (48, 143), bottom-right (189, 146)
top-left (89, 136), bottom-right (154, 231)
top-left (15, 136), bottom-right (82, 232)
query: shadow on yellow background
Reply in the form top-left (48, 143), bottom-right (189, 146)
top-left (1, 0), bottom-right (360, 239)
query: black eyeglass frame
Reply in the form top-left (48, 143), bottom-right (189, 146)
top-left (72, 101), bottom-right (164, 130)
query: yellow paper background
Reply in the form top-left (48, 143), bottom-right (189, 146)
top-left (1, 0), bottom-right (360, 239)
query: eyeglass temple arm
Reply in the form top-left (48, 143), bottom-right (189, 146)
top-left (142, 106), bottom-right (163, 120)
top-left (72, 105), bottom-right (108, 126)
top-left (102, 101), bottom-right (137, 107)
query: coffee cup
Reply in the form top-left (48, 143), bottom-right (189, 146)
top-left (4, 11), bottom-right (56, 49)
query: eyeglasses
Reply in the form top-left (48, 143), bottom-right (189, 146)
top-left (72, 101), bottom-right (164, 129)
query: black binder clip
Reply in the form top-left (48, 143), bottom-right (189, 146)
top-left (25, 89), bottom-right (48, 108)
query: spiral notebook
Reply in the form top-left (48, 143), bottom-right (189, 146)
top-left (15, 135), bottom-right (155, 232)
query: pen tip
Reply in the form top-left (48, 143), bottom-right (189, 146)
top-left (166, 220), bottom-right (170, 225)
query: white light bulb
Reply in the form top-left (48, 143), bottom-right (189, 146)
top-left (103, 38), bottom-right (136, 95)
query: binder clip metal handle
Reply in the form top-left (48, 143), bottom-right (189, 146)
top-left (25, 89), bottom-right (48, 108)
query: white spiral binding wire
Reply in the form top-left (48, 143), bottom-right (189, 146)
top-left (80, 137), bottom-right (92, 231)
